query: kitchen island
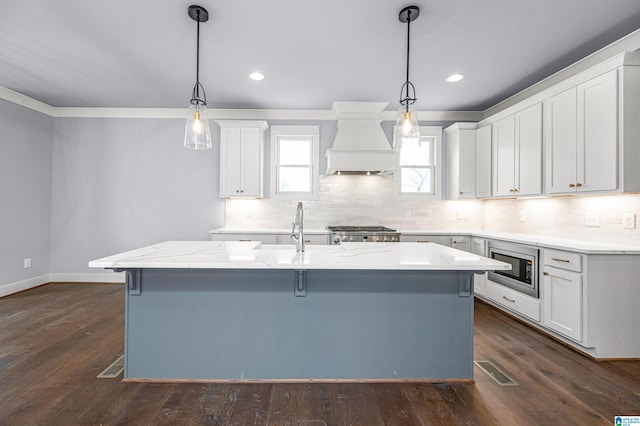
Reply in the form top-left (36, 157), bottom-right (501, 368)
top-left (89, 241), bottom-right (509, 382)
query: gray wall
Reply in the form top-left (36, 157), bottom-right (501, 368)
top-left (0, 99), bottom-right (53, 285)
top-left (50, 118), bottom-right (225, 274)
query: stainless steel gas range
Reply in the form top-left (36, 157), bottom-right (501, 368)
top-left (327, 226), bottom-right (400, 245)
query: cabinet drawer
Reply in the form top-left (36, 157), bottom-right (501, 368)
top-left (211, 234), bottom-right (278, 244)
top-left (543, 249), bottom-right (582, 272)
top-left (400, 235), bottom-right (448, 245)
top-left (486, 279), bottom-right (541, 322)
top-left (276, 234), bottom-right (329, 245)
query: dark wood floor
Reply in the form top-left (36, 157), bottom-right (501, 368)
top-left (1, 284), bottom-right (639, 425)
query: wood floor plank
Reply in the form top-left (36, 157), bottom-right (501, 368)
top-left (0, 283), bottom-right (639, 425)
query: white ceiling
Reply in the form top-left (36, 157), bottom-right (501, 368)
top-left (2, 0), bottom-right (640, 111)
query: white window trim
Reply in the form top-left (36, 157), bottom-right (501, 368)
top-left (270, 125), bottom-right (320, 200)
top-left (393, 126), bottom-right (443, 200)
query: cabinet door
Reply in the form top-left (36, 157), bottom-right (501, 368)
top-left (545, 88), bottom-right (578, 194)
top-left (458, 130), bottom-right (477, 198)
top-left (542, 266), bottom-right (583, 342)
top-left (577, 69), bottom-right (618, 192)
top-left (475, 126), bottom-right (492, 198)
top-left (240, 128), bottom-right (263, 197)
top-left (492, 115), bottom-right (516, 196)
top-left (515, 103), bottom-right (542, 196)
top-left (220, 127), bottom-right (243, 197)
top-left (448, 236), bottom-right (471, 252)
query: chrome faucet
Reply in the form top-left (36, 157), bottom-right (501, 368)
top-left (291, 201), bottom-right (305, 252)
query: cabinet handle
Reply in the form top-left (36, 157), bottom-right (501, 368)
top-left (551, 257), bottom-right (570, 263)
top-left (304, 240), bottom-right (311, 243)
top-left (509, 189), bottom-right (515, 193)
top-left (543, 272), bottom-right (549, 276)
top-left (240, 189), bottom-right (244, 193)
top-left (514, 188), bottom-right (519, 193)
top-left (576, 183), bottom-right (582, 187)
top-left (417, 240), bottom-right (430, 243)
top-left (235, 190), bottom-right (240, 193)
top-left (502, 296), bottom-right (516, 303)
top-left (238, 239), bottom-right (252, 242)
top-left (459, 192), bottom-right (463, 195)
top-left (569, 183), bottom-right (575, 188)
top-left (453, 240), bottom-right (458, 244)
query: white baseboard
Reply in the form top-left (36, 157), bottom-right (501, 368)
top-left (0, 274), bottom-right (50, 298)
top-left (49, 272), bottom-right (125, 284)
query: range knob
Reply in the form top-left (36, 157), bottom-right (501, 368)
top-left (333, 237), bottom-right (341, 245)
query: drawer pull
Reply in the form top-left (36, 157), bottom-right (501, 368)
top-left (417, 240), bottom-right (430, 243)
top-left (502, 296), bottom-right (516, 303)
top-left (551, 257), bottom-right (570, 263)
top-left (238, 239), bottom-right (252, 242)
top-left (543, 272), bottom-right (549, 276)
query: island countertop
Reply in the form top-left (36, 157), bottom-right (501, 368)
top-left (88, 241), bottom-right (510, 271)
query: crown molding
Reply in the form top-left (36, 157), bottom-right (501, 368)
top-left (0, 86), bottom-right (55, 115)
top-left (0, 90), bottom-right (483, 122)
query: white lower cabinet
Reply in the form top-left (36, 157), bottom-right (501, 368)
top-left (470, 237), bottom-right (487, 296)
top-left (400, 234), bottom-right (449, 245)
top-left (448, 236), bottom-right (471, 252)
top-left (211, 233), bottom-right (278, 244)
top-left (542, 266), bottom-right (583, 342)
top-left (212, 232), bottom-right (329, 245)
top-left (486, 279), bottom-right (541, 322)
top-left (275, 234), bottom-right (329, 245)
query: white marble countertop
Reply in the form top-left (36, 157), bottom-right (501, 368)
top-left (88, 241), bottom-right (510, 271)
top-left (398, 229), bottom-right (640, 254)
top-left (211, 227), bottom-right (640, 254)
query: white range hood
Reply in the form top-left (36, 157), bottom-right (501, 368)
top-left (325, 102), bottom-right (398, 175)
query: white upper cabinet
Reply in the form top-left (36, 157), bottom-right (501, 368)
top-left (218, 121), bottom-right (268, 198)
top-left (475, 125), bottom-right (492, 198)
top-left (545, 70), bottom-right (618, 194)
top-left (445, 123), bottom-right (491, 199)
top-left (446, 123), bottom-right (477, 199)
top-left (492, 103), bottom-right (542, 197)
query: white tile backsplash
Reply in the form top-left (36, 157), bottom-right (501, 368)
top-left (225, 175), bottom-right (484, 230)
top-left (225, 175), bottom-right (640, 245)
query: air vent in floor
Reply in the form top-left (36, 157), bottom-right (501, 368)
top-left (474, 360), bottom-right (518, 386)
top-left (97, 354), bottom-right (124, 379)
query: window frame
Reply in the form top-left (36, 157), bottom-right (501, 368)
top-left (393, 126), bottom-right (442, 200)
top-left (270, 125), bottom-right (320, 200)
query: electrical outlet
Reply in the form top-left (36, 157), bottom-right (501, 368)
top-left (585, 213), bottom-right (600, 227)
top-left (24, 258), bottom-right (31, 269)
top-left (456, 210), bottom-right (463, 220)
top-left (623, 213), bottom-right (636, 229)
top-left (405, 210), bottom-right (412, 218)
top-left (519, 211), bottom-right (527, 222)
top-left (246, 210), bottom-right (253, 218)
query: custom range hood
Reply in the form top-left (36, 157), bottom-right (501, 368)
top-left (325, 102), bottom-right (398, 175)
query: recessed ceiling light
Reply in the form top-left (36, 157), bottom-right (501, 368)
top-left (249, 72), bottom-right (265, 81)
top-left (446, 74), bottom-right (464, 83)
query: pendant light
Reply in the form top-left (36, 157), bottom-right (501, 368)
top-left (184, 5), bottom-right (212, 150)
top-left (394, 5), bottom-right (420, 149)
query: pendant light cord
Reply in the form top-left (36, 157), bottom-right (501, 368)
top-left (196, 9), bottom-right (200, 89)
top-left (190, 8), bottom-right (206, 106)
top-left (405, 8), bottom-right (411, 101)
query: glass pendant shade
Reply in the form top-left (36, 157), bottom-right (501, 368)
top-left (184, 103), bottom-right (212, 150)
top-left (394, 103), bottom-right (420, 149)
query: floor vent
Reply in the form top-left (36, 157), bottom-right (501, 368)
top-left (474, 360), bottom-right (518, 386)
top-left (97, 355), bottom-right (124, 379)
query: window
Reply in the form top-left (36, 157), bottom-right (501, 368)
top-left (394, 126), bottom-right (442, 198)
top-left (270, 125), bottom-right (320, 199)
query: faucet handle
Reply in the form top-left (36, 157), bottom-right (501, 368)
top-left (291, 222), bottom-right (297, 239)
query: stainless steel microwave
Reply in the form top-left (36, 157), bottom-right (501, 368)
top-left (487, 241), bottom-right (539, 298)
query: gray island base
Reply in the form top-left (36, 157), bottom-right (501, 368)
top-left (90, 241), bottom-right (510, 382)
top-left (122, 268), bottom-right (476, 382)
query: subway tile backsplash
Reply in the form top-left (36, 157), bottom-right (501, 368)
top-left (225, 175), bottom-right (640, 245)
